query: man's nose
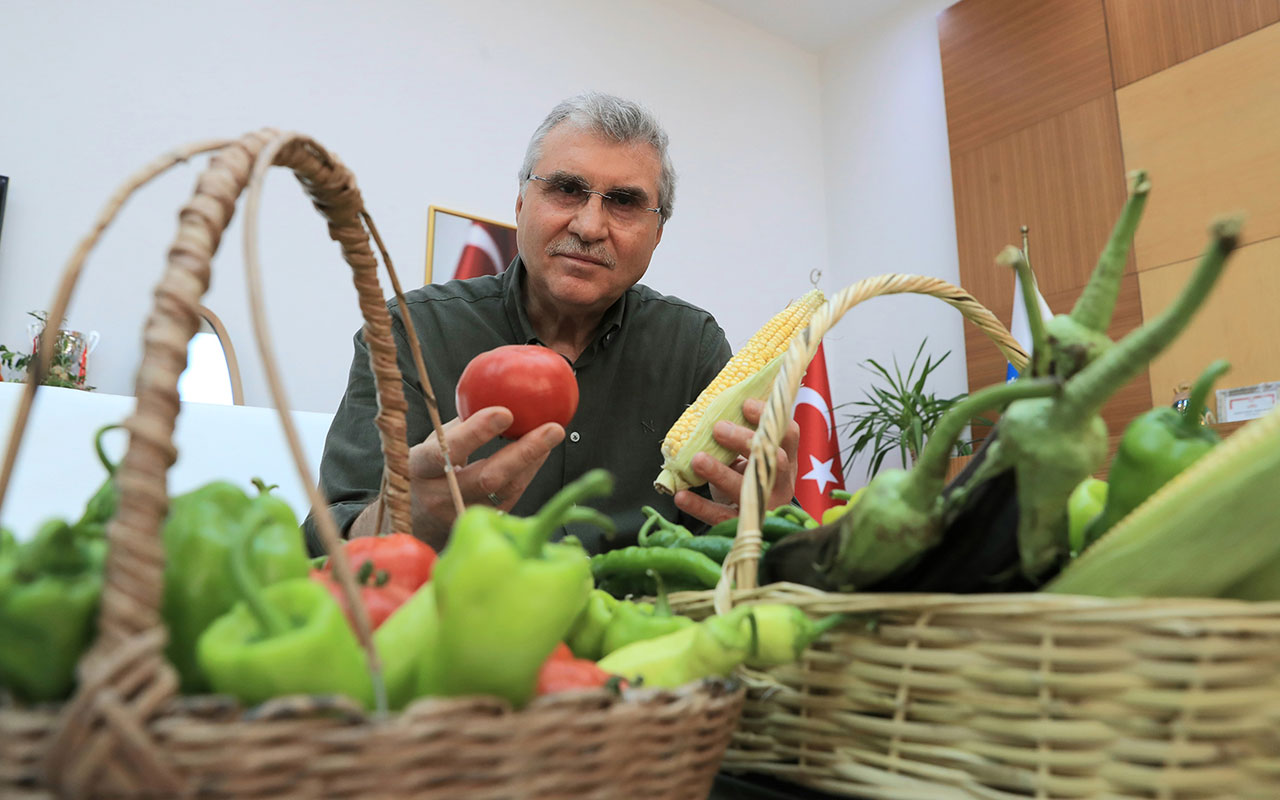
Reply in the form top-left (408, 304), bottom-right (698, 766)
top-left (567, 193), bottom-right (609, 241)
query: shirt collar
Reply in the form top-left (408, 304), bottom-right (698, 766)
top-left (502, 255), bottom-right (627, 350)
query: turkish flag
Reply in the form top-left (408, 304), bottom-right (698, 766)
top-left (454, 221), bottom-right (518, 280)
top-left (793, 342), bottom-right (846, 521)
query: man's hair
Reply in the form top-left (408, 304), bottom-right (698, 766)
top-left (518, 92), bottom-right (676, 224)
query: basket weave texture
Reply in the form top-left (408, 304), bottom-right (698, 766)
top-left (668, 277), bottom-right (1280, 799)
top-left (0, 130), bottom-right (743, 799)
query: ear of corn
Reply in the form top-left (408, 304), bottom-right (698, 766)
top-left (654, 289), bottom-right (824, 496)
top-left (1045, 401), bottom-right (1280, 597)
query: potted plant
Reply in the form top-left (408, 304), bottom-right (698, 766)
top-left (837, 338), bottom-right (981, 482)
top-left (0, 311), bottom-right (96, 390)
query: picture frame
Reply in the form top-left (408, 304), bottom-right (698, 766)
top-left (0, 175), bottom-right (9, 245)
top-left (424, 205), bottom-right (518, 284)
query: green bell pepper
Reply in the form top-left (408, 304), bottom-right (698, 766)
top-left (427, 469), bottom-right (613, 709)
top-left (600, 571), bottom-right (694, 657)
top-left (1082, 360), bottom-right (1230, 548)
top-left (374, 580), bottom-right (439, 710)
top-left (0, 519), bottom-right (105, 703)
top-left (196, 517), bottom-right (373, 709)
top-left (162, 478), bottom-right (310, 692)
top-left (73, 424), bottom-right (123, 539)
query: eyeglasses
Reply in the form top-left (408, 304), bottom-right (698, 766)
top-left (527, 173), bottom-right (661, 226)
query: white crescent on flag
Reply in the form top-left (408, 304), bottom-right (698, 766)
top-left (794, 386), bottom-right (835, 440)
top-left (466, 222), bottom-right (504, 267)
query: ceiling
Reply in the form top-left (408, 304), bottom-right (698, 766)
top-left (701, 0), bottom-right (910, 52)
top-left (706, 0), bottom-right (947, 52)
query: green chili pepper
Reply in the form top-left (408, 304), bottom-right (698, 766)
top-left (565, 588), bottom-right (624, 660)
top-left (196, 517), bottom-right (373, 709)
top-left (1082, 360), bottom-right (1230, 548)
top-left (592, 545), bottom-right (722, 598)
top-left (636, 508), bottom-right (740, 564)
top-left (427, 470), bottom-right (612, 709)
top-left (0, 518), bottom-right (105, 703)
top-left (706, 514), bottom-right (805, 544)
top-left (162, 478), bottom-right (311, 693)
top-left (600, 572), bottom-right (694, 657)
top-left (1067, 477), bottom-right (1108, 557)
top-left (769, 504), bottom-right (818, 529)
top-left (596, 605), bottom-right (757, 689)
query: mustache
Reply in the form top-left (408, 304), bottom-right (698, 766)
top-left (546, 238), bottom-right (615, 267)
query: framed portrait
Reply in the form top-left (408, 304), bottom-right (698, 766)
top-left (0, 175), bottom-right (9, 245)
top-left (424, 206), bottom-right (517, 284)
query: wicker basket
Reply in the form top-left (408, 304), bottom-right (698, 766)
top-left (668, 277), bottom-right (1280, 800)
top-left (0, 130), bottom-right (743, 799)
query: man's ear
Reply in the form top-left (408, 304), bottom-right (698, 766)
top-left (654, 221), bottom-right (664, 247)
top-left (515, 192), bottom-right (523, 219)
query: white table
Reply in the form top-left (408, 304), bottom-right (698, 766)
top-left (0, 382), bottom-right (334, 540)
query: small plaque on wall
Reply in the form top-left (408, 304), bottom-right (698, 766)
top-left (1217, 382), bottom-right (1279, 423)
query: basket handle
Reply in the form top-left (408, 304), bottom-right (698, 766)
top-left (713, 274), bottom-right (1029, 614)
top-left (17, 131), bottom-right (427, 797)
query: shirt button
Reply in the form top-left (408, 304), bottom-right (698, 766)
top-left (569, 431), bottom-right (581, 443)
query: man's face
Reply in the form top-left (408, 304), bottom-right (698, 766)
top-left (515, 123), bottom-right (665, 314)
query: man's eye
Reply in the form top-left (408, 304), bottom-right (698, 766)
top-left (608, 192), bottom-right (639, 207)
top-left (553, 180), bottom-right (584, 196)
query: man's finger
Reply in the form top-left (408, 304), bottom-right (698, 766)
top-left (692, 452), bottom-right (744, 501)
top-left (675, 488), bottom-right (737, 526)
top-left (471, 422), bottom-right (565, 507)
top-left (711, 419), bottom-right (755, 459)
top-left (410, 407), bottom-right (513, 477)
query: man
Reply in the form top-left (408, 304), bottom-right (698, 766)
top-left (305, 92), bottom-right (798, 555)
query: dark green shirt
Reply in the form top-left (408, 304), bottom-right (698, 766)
top-left (304, 257), bottom-right (731, 555)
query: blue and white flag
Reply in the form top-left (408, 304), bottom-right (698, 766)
top-left (1006, 269), bottom-right (1054, 382)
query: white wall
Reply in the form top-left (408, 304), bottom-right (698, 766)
top-left (0, 0), bottom-right (828, 415)
top-left (1, 0), bottom-right (966, 495)
top-left (817, 0), bottom-right (967, 484)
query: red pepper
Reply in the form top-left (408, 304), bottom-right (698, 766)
top-left (337, 533), bottom-right (436, 592)
top-left (535, 642), bottom-right (626, 696)
top-left (310, 561), bottom-right (411, 631)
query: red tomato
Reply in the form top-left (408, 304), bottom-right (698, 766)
top-left (310, 568), bottom-right (412, 631)
top-left (455, 345), bottom-right (579, 438)
top-left (339, 533), bottom-right (436, 591)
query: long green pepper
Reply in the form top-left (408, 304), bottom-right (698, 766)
top-left (597, 605), bottom-right (757, 689)
top-left (427, 469), bottom-right (613, 708)
top-left (600, 571), bottom-right (693, 657)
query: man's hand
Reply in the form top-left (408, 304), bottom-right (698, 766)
top-left (673, 397), bottom-right (799, 526)
top-left (353, 407), bottom-right (564, 550)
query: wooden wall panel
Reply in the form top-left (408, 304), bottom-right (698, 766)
top-left (1139, 237), bottom-right (1280, 414)
top-left (938, 0), bottom-right (1113, 155)
top-left (1117, 22), bottom-right (1280, 271)
top-left (1105, 0), bottom-right (1280, 88)
top-left (951, 94), bottom-right (1128, 308)
top-left (963, 273), bottom-right (1150, 476)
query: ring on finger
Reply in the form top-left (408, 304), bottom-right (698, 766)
top-left (486, 491), bottom-right (502, 506)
